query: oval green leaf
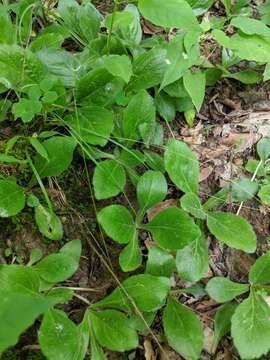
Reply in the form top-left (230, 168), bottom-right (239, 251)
top-left (206, 277), bottom-right (249, 303)
top-left (143, 206), bottom-right (201, 250)
top-left (93, 160), bottom-right (126, 200)
top-left (137, 170), bottom-right (167, 211)
top-left (0, 180), bottom-right (25, 217)
top-left (165, 139), bottom-right (199, 194)
top-left (207, 212), bottom-right (256, 253)
top-left (98, 205), bottom-right (135, 244)
top-left (163, 297), bottom-right (204, 359)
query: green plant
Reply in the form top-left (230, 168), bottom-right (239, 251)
top-left (206, 251), bottom-right (270, 359)
top-left (1, 0), bottom-right (270, 358)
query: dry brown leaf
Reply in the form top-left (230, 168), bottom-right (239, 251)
top-left (143, 339), bottom-right (156, 360)
top-left (160, 346), bottom-right (180, 360)
top-left (263, 296), bottom-right (270, 307)
top-left (199, 166), bottom-right (214, 182)
top-left (147, 199), bottom-right (178, 221)
top-left (141, 19), bottom-right (163, 34)
top-left (204, 327), bottom-right (214, 354)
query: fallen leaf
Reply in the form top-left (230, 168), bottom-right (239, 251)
top-left (199, 166), bottom-right (214, 182)
top-left (204, 327), bottom-right (214, 354)
top-left (144, 339), bottom-right (156, 360)
top-left (147, 199), bottom-right (178, 221)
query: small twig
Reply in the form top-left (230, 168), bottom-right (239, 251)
top-left (58, 286), bottom-right (103, 293)
top-left (22, 345), bottom-right (40, 351)
top-left (236, 159), bottom-right (263, 216)
top-left (73, 293), bottom-right (91, 305)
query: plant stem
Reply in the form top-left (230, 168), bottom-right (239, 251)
top-left (106, 0), bottom-right (118, 55)
top-left (236, 159), bottom-right (263, 216)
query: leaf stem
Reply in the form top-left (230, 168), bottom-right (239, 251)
top-left (236, 159), bottom-right (263, 216)
top-left (26, 151), bottom-right (53, 213)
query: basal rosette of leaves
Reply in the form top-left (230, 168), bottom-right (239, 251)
top-left (0, 0), bottom-right (270, 359)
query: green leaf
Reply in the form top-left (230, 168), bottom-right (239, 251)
top-left (37, 48), bottom-right (82, 87)
top-left (213, 30), bottom-right (270, 63)
top-left (75, 68), bottom-right (117, 106)
top-left (146, 245), bottom-right (175, 278)
top-left (119, 149), bottom-right (145, 167)
top-left (163, 297), bottom-right (204, 359)
top-left (144, 150), bottom-right (165, 173)
top-left (27, 193), bottom-right (40, 208)
top-left (221, 0), bottom-right (231, 15)
top-left (27, 248), bottom-right (43, 266)
top-left (249, 251), bottom-right (270, 284)
top-left (245, 159), bottom-right (265, 176)
top-left (93, 274), bottom-right (170, 312)
top-left (231, 16), bottom-right (270, 38)
top-left (30, 137), bottom-right (49, 160)
top-left (0, 45), bottom-right (46, 90)
top-left (0, 6), bottom-right (15, 44)
top-left (39, 309), bottom-right (86, 360)
top-left (0, 98), bottom-right (11, 122)
top-left (164, 78), bottom-right (189, 98)
top-left (180, 193), bottom-right (206, 219)
top-left (231, 292), bottom-right (270, 359)
top-left (45, 288), bottom-right (74, 304)
top-left (58, 0), bottom-right (100, 44)
top-left (264, 62), bottom-right (270, 81)
top-left (0, 293), bottom-right (56, 353)
top-left (257, 138), bottom-right (270, 161)
top-left (160, 34), bottom-right (190, 90)
top-left (137, 170), bottom-right (167, 211)
top-left (60, 239), bottom-right (81, 263)
top-left (30, 33), bottom-right (65, 52)
top-left (93, 160), bottom-right (126, 200)
top-left (35, 240), bottom-right (81, 284)
top-left (212, 303), bottom-right (237, 354)
top-left (35, 205), bottom-right (63, 241)
top-left (183, 70), bottom-right (206, 112)
top-left (143, 207), bottom-right (201, 250)
top-left (12, 98), bottom-right (42, 123)
top-left (129, 311), bottom-right (156, 333)
top-left (0, 180), bottom-right (25, 217)
top-left (176, 235), bottom-right (208, 282)
top-left (207, 212), bottom-right (256, 253)
top-left (119, 236), bottom-right (142, 272)
top-left (130, 48), bottom-right (167, 91)
top-left (33, 136), bottom-right (76, 179)
top-left (98, 205), bottom-right (136, 244)
top-left (165, 139), bottom-right (199, 194)
top-left (105, 5), bottom-right (142, 46)
top-left (103, 55), bottom-right (132, 83)
top-left (0, 154), bottom-right (26, 164)
top-left (138, 0), bottom-right (201, 32)
top-left (67, 106), bottom-right (114, 147)
top-left (206, 277), bottom-right (249, 303)
top-left (0, 264), bottom-right (40, 294)
top-left (184, 109), bottom-right (196, 128)
top-left (223, 69), bottom-right (262, 84)
top-left (88, 309), bottom-right (138, 352)
top-left (187, 0), bottom-right (214, 15)
top-left (123, 90), bottom-right (155, 144)
top-left (155, 92), bottom-right (176, 123)
top-left (89, 324), bottom-right (107, 360)
top-left (258, 184), bottom-right (270, 205)
top-left (231, 177), bottom-right (258, 202)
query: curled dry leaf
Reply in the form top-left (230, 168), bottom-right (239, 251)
top-left (143, 339), bottom-right (156, 360)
